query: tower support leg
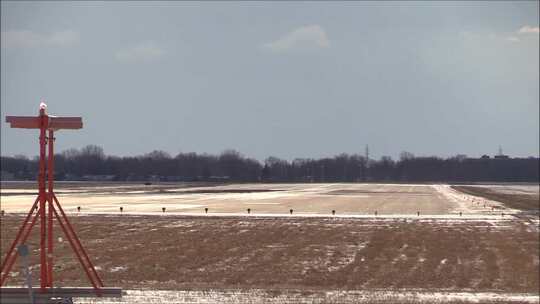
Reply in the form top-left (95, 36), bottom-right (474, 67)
top-left (0, 201), bottom-right (41, 285)
top-left (47, 195), bottom-right (54, 287)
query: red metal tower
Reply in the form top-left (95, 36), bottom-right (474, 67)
top-left (1, 103), bottom-right (114, 297)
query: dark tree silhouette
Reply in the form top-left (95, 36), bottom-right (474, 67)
top-left (1, 146), bottom-right (538, 182)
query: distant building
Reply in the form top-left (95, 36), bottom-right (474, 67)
top-left (148, 175), bottom-right (161, 182)
top-left (64, 173), bottom-right (79, 181)
top-left (164, 176), bottom-right (184, 182)
top-left (455, 154), bottom-right (468, 161)
top-left (82, 174), bottom-right (115, 181)
top-left (208, 176), bottom-right (230, 182)
top-left (481, 155), bottom-right (490, 159)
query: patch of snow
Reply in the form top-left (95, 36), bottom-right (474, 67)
top-left (72, 289), bottom-right (540, 303)
top-left (109, 266), bottom-right (127, 273)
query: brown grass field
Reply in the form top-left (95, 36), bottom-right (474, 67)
top-left (451, 185), bottom-right (539, 212)
top-left (1, 215), bottom-right (538, 293)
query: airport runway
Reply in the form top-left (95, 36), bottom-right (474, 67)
top-left (0, 183), bottom-right (520, 216)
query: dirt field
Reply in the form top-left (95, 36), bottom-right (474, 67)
top-left (452, 185), bottom-right (539, 212)
top-left (1, 214), bottom-right (538, 302)
top-left (0, 182), bottom-right (518, 216)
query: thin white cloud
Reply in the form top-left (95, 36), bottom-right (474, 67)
top-left (115, 41), bottom-right (165, 63)
top-left (506, 36), bottom-right (520, 42)
top-left (1, 30), bottom-right (80, 48)
top-left (518, 25), bottom-right (540, 34)
top-left (48, 30), bottom-right (80, 46)
top-left (262, 25), bottom-right (329, 52)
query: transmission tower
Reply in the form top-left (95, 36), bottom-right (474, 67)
top-left (365, 145), bottom-right (369, 164)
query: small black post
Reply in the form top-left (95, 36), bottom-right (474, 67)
top-left (459, 212), bottom-right (462, 216)
top-left (77, 206), bottom-right (81, 212)
top-left (375, 211), bottom-right (378, 216)
top-left (162, 207), bottom-right (166, 213)
top-left (205, 207), bottom-right (208, 214)
top-left (247, 208), bottom-right (251, 214)
top-left (332, 210), bottom-right (335, 216)
top-left (501, 212), bottom-right (504, 217)
top-left (290, 209), bottom-right (293, 215)
top-left (417, 211), bottom-right (420, 216)
top-left (120, 206), bottom-right (123, 215)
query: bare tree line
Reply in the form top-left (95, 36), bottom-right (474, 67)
top-left (1, 145), bottom-right (538, 182)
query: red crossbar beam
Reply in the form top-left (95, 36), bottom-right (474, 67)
top-left (49, 117), bottom-right (83, 129)
top-left (5, 116), bottom-right (40, 129)
top-left (5, 116), bottom-right (82, 130)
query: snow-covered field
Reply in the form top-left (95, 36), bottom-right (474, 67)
top-left (74, 289), bottom-right (540, 304)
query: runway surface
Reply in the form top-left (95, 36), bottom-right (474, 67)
top-left (0, 182), bottom-right (523, 216)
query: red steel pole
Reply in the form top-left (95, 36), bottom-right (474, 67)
top-left (38, 108), bottom-right (48, 291)
top-left (47, 129), bottom-right (55, 287)
top-left (3, 105), bottom-right (98, 293)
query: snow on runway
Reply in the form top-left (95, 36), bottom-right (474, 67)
top-left (0, 182), bottom-right (522, 219)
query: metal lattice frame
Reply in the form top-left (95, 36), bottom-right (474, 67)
top-left (1, 103), bottom-right (107, 296)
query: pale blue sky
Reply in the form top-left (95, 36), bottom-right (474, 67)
top-left (1, 1), bottom-right (538, 161)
